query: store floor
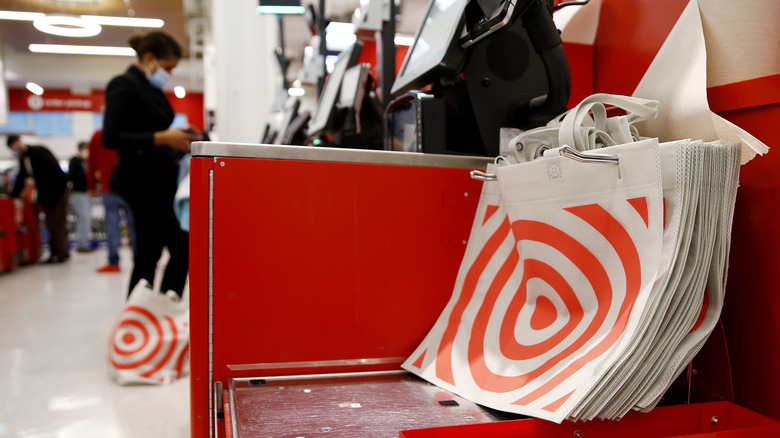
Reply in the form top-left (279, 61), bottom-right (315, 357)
top-left (0, 247), bottom-right (190, 438)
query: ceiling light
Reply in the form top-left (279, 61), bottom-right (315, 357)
top-left (256, 5), bottom-right (306, 14)
top-left (26, 82), bottom-right (44, 96)
top-left (394, 35), bottom-right (415, 46)
top-left (288, 87), bottom-right (305, 97)
top-left (0, 11), bottom-right (44, 21)
top-left (256, 0), bottom-right (305, 15)
top-left (34, 15), bottom-right (102, 37)
top-left (0, 10), bottom-right (164, 28)
top-left (29, 44), bottom-right (136, 56)
top-left (174, 86), bottom-right (186, 98)
top-left (80, 15), bottom-right (164, 28)
top-left (325, 22), bottom-right (356, 52)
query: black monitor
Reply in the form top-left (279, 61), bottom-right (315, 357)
top-left (390, 0), bottom-right (469, 97)
top-left (460, 0), bottom-right (521, 47)
top-left (339, 63), bottom-right (371, 134)
top-left (271, 96), bottom-right (300, 145)
top-left (281, 111), bottom-right (311, 145)
top-left (308, 40), bottom-right (364, 136)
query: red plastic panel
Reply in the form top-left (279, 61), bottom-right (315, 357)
top-left (209, 158), bottom-right (479, 368)
top-left (399, 402), bottom-right (780, 438)
top-left (190, 155), bottom-right (483, 438)
top-left (593, 0), bottom-right (687, 96)
top-left (562, 42), bottom-right (594, 109)
top-left (20, 200), bottom-right (40, 264)
top-left (707, 74), bottom-right (780, 113)
top-left (711, 102), bottom-right (780, 421)
top-left (0, 198), bottom-right (19, 272)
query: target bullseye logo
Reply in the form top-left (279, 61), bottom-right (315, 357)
top-left (407, 196), bottom-right (654, 417)
top-left (110, 305), bottom-right (182, 379)
top-left (114, 319), bottom-right (149, 356)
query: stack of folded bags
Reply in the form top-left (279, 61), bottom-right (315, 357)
top-left (402, 94), bottom-right (741, 423)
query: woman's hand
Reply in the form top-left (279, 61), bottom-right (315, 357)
top-left (154, 128), bottom-right (201, 153)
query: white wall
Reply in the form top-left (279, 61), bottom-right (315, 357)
top-left (208, 0), bottom-right (281, 143)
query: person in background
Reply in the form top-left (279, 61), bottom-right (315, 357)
top-left (68, 140), bottom-right (93, 253)
top-left (86, 129), bottom-right (136, 273)
top-left (102, 31), bottom-right (198, 297)
top-left (7, 134), bottom-right (70, 263)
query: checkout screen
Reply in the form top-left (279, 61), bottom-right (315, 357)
top-left (404, 0), bottom-right (468, 78)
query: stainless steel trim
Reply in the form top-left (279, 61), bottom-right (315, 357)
top-left (191, 142), bottom-right (493, 169)
top-left (214, 380), bottom-right (223, 437)
top-left (208, 168), bottom-right (214, 438)
top-left (232, 369), bottom-right (407, 385)
top-left (229, 380), bottom-right (238, 438)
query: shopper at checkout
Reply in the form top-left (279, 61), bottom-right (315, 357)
top-left (102, 31), bottom-right (199, 298)
top-left (6, 134), bottom-right (70, 263)
top-left (87, 129), bottom-right (136, 274)
top-left (68, 140), bottom-right (94, 253)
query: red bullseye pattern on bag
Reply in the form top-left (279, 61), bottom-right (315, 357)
top-left (403, 140), bottom-right (665, 423)
top-left (108, 280), bottom-right (190, 385)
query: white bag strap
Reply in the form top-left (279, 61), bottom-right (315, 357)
top-left (605, 116), bottom-right (633, 145)
top-left (559, 94), bottom-right (660, 150)
top-left (508, 126), bottom-right (560, 163)
top-left (506, 94), bottom-right (660, 163)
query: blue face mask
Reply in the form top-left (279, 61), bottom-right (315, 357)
top-left (146, 60), bottom-right (171, 89)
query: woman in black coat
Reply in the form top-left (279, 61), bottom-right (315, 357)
top-left (102, 31), bottom-right (199, 298)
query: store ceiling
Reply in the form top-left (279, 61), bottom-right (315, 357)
top-left (0, 0), bottom-right (192, 55)
top-left (0, 0), bottom-right (426, 90)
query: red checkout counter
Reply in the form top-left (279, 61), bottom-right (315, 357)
top-left (188, 143), bottom-right (780, 437)
top-left (0, 197), bottom-right (41, 272)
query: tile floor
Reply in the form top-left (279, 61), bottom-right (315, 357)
top-left (0, 247), bottom-right (190, 438)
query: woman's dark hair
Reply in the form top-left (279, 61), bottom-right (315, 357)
top-left (129, 31), bottom-right (182, 60)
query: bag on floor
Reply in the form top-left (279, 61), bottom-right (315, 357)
top-left (107, 279), bottom-right (190, 385)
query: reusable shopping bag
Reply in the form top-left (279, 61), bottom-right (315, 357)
top-left (404, 133), bottom-right (665, 423)
top-left (516, 95), bottom-right (743, 421)
top-left (403, 90), bottom-right (742, 423)
top-left (108, 279), bottom-right (190, 385)
top-left (403, 0), bottom-right (764, 425)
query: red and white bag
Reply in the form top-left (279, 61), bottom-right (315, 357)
top-left (403, 92), bottom-right (741, 422)
top-left (403, 132), bottom-right (665, 422)
top-left (108, 279), bottom-right (190, 385)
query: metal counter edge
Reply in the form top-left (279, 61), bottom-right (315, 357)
top-left (191, 142), bottom-right (494, 169)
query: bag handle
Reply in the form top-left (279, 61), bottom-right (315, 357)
top-left (508, 126), bottom-right (560, 163)
top-left (559, 94), bottom-right (660, 150)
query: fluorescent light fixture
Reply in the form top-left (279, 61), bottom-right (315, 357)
top-left (325, 22), bottom-right (356, 52)
top-left (174, 86), bottom-right (186, 98)
top-left (80, 15), bottom-right (164, 27)
top-left (0, 11), bottom-right (44, 20)
top-left (34, 15), bottom-right (102, 37)
top-left (26, 82), bottom-right (44, 95)
top-left (288, 87), bottom-right (305, 97)
top-left (257, 0), bottom-right (304, 14)
top-left (256, 5), bottom-right (305, 14)
top-left (394, 35), bottom-right (414, 46)
top-left (0, 10), bottom-right (163, 27)
top-left (29, 44), bottom-right (136, 56)
top-left (325, 55), bottom-right (338, 75)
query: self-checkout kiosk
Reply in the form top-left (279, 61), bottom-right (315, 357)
top-left (189, 1), bottom-right (780, 436)
top-left (388, 0), bottom-right (571, 156)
